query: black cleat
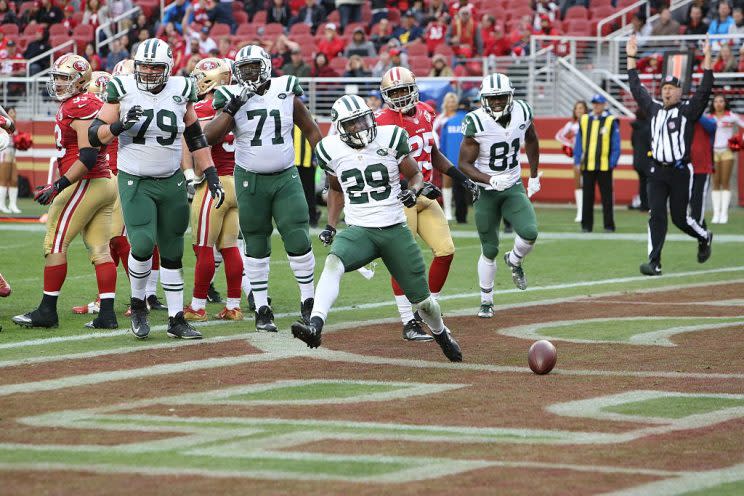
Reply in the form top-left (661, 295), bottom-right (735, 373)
top-left (247, 291), bottom-right (256, 312)
top-left (130, 297), bottom-right (150, 339)
top-left (640, 262), bottom-right (662, 276)
top-left (85, 312), bottom-right (119, 329)
top-left (504, 252), bottom-right (527, 290)
top-left (697, 231), bottom-right (713, 263)
top-left (207, 283), bottom-right (223, 303)
top-left (300, 297), bottom-right (314, 324)
top-left (146, 294), bottom-right (167, 311)
top-left (432, 327), bottom-right (462, 362)
top-left (167, 311), bottom-right (203, 339)
top-left (291, 316), bottom-right (323, 348)
top-left (255, 305), bottom-right (278, 332)
top-left (402, 319), bottom-right (433, 341)
top-left (12, 308), bottom-right (59, 329)
top-left (412, 310), bottom-right (423, 322)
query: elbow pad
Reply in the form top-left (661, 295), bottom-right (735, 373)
top-left (184, 121), bottom-right (209, 152)
top-left (79, 147), bottom-right (98, 170)
top-left (88, 118), bottom-right (106, 147)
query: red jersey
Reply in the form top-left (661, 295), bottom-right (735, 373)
top-left (195, 98), bottom-right (234, 176)
top-left (54, 93), bottom-right (109, 179)
top-left (375, 101), bottom-right (437, 182)
top-left (89, 92), bottom-right (119, 174)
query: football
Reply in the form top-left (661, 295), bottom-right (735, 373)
top-left (528, 340), bottom-right (557, 375)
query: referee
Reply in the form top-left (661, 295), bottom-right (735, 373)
top-left (626, 34), bottom-right (714, 276)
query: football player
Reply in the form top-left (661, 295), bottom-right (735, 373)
top-left (89, 38), bottom-right (225, 339)
top-left (376, 67), bottom-right (479, 341)
top-left (12, 54), bottom-right (119, 329)
top-left (183, 57), bottom-right (244, 321)
top-left (458, 73), bottom-right (542, 318)
top-left (291, 95), bottom-right (461, 362)
top-left (204, 45), bottom-right (322, 332)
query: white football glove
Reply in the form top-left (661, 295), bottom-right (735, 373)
top-left (489, 176), bottom-right (511, 191)
top-left (527, 172), bottom-right (543, 198)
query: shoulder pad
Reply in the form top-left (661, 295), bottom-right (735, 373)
top-left (63, 93), bottom-right (102, 120)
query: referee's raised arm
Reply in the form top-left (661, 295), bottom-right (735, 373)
top-left (625, 35), bottom-right (658, 112)
top-left (686, 37), bottom-right (714, 121)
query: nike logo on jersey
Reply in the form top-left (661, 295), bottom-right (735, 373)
top-left (177, 181), bottom-right (184, 187)
top-left (291, 174), bottom-right (298, 179)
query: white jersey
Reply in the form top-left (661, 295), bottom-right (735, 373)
top-left (315, 125), bottom-right (411, 228)
top-left (462, 100), bottom-right (533, 190)
top-left (213, 75), bottom-right (302, 173)
top-left (106, 74), bottom-right (196, 178)
top-left (710, 111), bottom-right (744, 151)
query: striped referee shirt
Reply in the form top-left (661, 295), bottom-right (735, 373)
top-left (628, 69), bottom-right (713, 165)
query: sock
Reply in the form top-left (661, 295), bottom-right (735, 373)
top-left (146, 269), bottom-right (159, 298)
top-left (160, 267), bottom-right (184, 318)
top-left (416, 295), bottom-right (445, 334)
top-left (310, 254), bottom-right (345, 322)
top-left (478, 254), bottom-right (496, 304)
top-left (94, 262), bottom-right (117, 312)
top-left (193, 245), bottom-right (215, 300)
top-left (429, 254), bottom-right (453, 294)
top-left (8, 187), bottom-right (18, 209)
top-left (431, 292), bottom-right (440, 300)
top-left (721, 190), bottom-right (731, 222)
top-left (509, 235), bottom-right (534, 266)
top-left (128, 254), bottom-right (152, 301)
top-left (711, 190), bottom-right (721, 221)
top-left (288, 250), bottom-right (315, 301)
top-left (395, 294), bottom-right (415, 324)
top-left (221, 246), bottom-right (243, 299)
top-left (191, 297), bottom-right (206, 311)
top-left (226, 298), bottom-right (241, 310)
top-left (574, 189), bottom-right (582, 220)
top-left (41, 262), bottom-right (67, 311)
top-left (442, 186), bottom-right (453, 220)
top-left (245, 256), bottom-right (270, 309)
top-left (0, 185), bottom-right (6, 208)
top-left (238, 240), bottom-right (253, 298)
top-left (110, 236), bottom-right (130, 276)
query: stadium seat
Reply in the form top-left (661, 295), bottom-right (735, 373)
top-left (406, 42), bottom-right (428, 58)
top-left (564, 6), bottom-right (589, 20)
top-left (22, 23), bottom-right (43, 36)
top-left (18, 0), bottom-right (35, 16)
top-left (236, 24), bottom-right (256, 38)
top-left (565, 19), bottom-right (591, 36)
top-left (49, 24), bottom-right (69, 37)
top-left (592, 0), bottom-right (614, 9)
top-left (326, 10), bottom-right (340, 24)
top-left (233, 10), bottom-right (247, 25)
top-left (387, 8), bottom-right (400, 25)
top-left (361, 2), bottom-right (372, 23)
top-left (51, 36), bottom-right (74, 54)
top-left (0, 24), bottom-right (19, 37)
top-left (433, 44), bottom-right (454, 58)
top-left (136, 0), bottom-right (159, 18)
top-left (252, 11), bottom-right (267, 24)
top-left (506, 6), bottom-right (533, 22)
top-left (264, 23), bottom-right (285, 38)
top-left (210, 23), bottom-right (231, 38)
top-left (412, 63), bottom-right (430, 77)
top-left (592, 6), bottom-right (617, 22)
top-left (329, 56), bottom-right (347, 73)
top-left (289, 23), bottom-right (311, 36)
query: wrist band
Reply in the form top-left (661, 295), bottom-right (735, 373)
top-left (627, 55), bottom-right (638, 59)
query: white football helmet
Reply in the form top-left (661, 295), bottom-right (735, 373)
top-left (380, 67), bottom-right (419, 113)
top-left (233, 45), bottom-right (271, 90)
top-left (133, 38), bottom-right (173, 92)
top-left (331, 95), bottom-right (376, 148)
top-left (480, 73), bottom-right (514, 120)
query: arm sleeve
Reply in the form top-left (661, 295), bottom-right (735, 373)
top-left (610, 119), bottom-right (621, 168)
top-left (573, 124), bottom-right (582, 166)
top-left (685, 69), bottom-right (714, 121)
top-left (105, 77), bottom-right (125, 104)
top-left (315, 139), bottom-right (335, 175)
top-left (212, 87), bottom-right (231, 110)
top-left (394, 127), bottom-right (412, 162)
top-left (628, 69), bottom-right (656, 113)
top-left (461, 113), bottom-right (479, 137)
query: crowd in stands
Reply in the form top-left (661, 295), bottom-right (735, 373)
top-left (1, 0), bottom-right (744, 94)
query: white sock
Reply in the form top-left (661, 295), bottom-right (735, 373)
top-left (238, 240), bottom-right (253, 297)
top-left (721, 190), bottom-right (731, 223)
top-left (191, 297), bottom-right (206, 311)
top-left (509, 235), bottom-right (534, 266)
top-left (0, 186), bottom-right (7, 209)
top-left (711, 190), bottom-right (721, 222)
top-left (128, 255), bottom-right (152, 301)
top-left (431, 291), bottom-right (440, 300)
top-left (212, 247), bottom-right (223, 283)
top-left (574, 189), bottom-right (582, 221)
top-left (8, 187), bottom-right (18, 209)
top-left (145, 269), bottom-right (159, 298)
top-left (288, 250), bottom-right (315, 301)
top-left (395, 294), bottom-right (415, 324)
top-left (442, 187), bottom-right (453, 220)
top-left (310, 254), bottom-right (345, 322)
top-left (416, 295), bottom-right (445, 334)
top-left (478, 254), bottom-right (496, 304)
top-left (160, 267), bottom-right (184, 318)
top-left (226, 297), bottom-right (241, 310)
top-left (246, 256), bottom-right (270, 309)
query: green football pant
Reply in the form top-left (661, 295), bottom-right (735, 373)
top-left (117, 170), bottom-right (190, 262)
top-left (474, 181), bottom-right (538, 260)
top-left (331, 223), bottom-right (429, 304)
top-left (234, 167), bottom-right (311, 258)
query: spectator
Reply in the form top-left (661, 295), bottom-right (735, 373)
top-left (218, 36), bottom-right (236, 59)
top-left (366, 90), bottom-right (382, 111)
top-left (61, 5), bottom-right (77, 32)
top-left (108, 0), bottom-right (133, 28)
top-left (709, 1), bottom-right (734, 38)
top-left (638, 54), bottom-right (662, 74)
top-left (556, 100), bottom-right (589, 222)
top-left (291, 0), bottom-right (326, 35)
top-left (36, 0), bottom-right (63, 27)
top-left (510, 16), bottom-right (533, 57)
top-left (0, 0), bottom-right (18, 26)
top-left (447, 6), bottom-right (482, 58)
top-left (335, 0), bottom-right (363, 33)
top-left (685, 0), bottom-right (709, 23)
top-left (729, 7), bottom-right (744, 49)
top-left (395, 10), bottom-right (424, 45)
top-left (685, 5), bottom-right (708, 35)
top-left (271, 34), bottom-right (298, 69)
top-left (372, 46), bottom-right (407, 77)
top-left (448, 0), bottom-right (476, 20)
top-left (535, 14), bottom-right (561, 50)
top-left (192, 25), bottom-right (217, 54)
top-left (84, 43), bottom-right (103, 72)
top-left (428, 53), bottom-right (453, 76)
top-left (739, 44), bottom-right (744, 71)
top-left (179, 53), bottom-right (200, 76)
top-left (713, 43), bottom-right (737, 72)
top-left (163, 0), bottom-right (189, 34)
top-left (651, 7), bottom-right (680, 37)
top-left (424, 0), bottom-right (448, 25)
top-left (130, 28), bottom-right (150, 55)
top-left (424, 11), bottom-right (447, 55)
top-left (311, 51), bottom-right (338, 77)
top-left (267, 0), bottom-right (292, 26)
top-left (127, 13), bottom-right (151, 47)
top-left (82, 0), bottom-right (103, 31)
top-left (438, 96), bottom-right (472, 223)
top-left (186, 0), bottom-right (211, 28)
top-left (243, 0), bottom-right (263, 21)
top-left (630, 106), bottom-right (651, 212)
top-left (20, 1), bottom-right (41, 30)
top-left (533, 0), bottom-right (559, 31)
top-left (484, 22), bottom-right (511, 57)
top-left (342, 54), bottom-right (371, 76)
top-left (0, 40), bottom-right (25, 77)
top-left (408, 0), bottom-right (426, 25)
top-left (208, 0), bottom-right (237, 34)
top-left (281, 47), bottom-right (311, 76)
top-left (344, 26), bottom-right (377, 57)
top-left (23, 29), bottom-right (49, 74)
top-left (105, 38), bottom-right (129, 72)
top-left (371, 18), bottom-right (395, 51)
top-left (317, 22), bottom-right (346, 60)
top-left (629, 12), bottom-right (652, 46)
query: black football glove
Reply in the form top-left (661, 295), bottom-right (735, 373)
top-left (33, 176), bottom-right (70, 206)
top-left (464, 178), bottom-right (480, 201)
top-left (318, 224), bottom-right (336, 246)
top-left (223, 86), bottom-right (254, 117)
top-left (416, 181), bottom-right (442, 200)
top-left (203, 167), bottom-right (225, 209)
top-left (110, 105), bottom-right (143, 136)
top-left (398, 189), bottom-right (417, 208)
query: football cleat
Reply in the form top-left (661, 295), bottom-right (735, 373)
top-left (85, 313), bottom-right (119, 329)
top-left (402, 319), bottom-right (433, 341)
top-left (697, 231), bottom-right (712, 263)
top-left (255, 305), bottom-right (278, 332)
top-left (432, 327), bottom-right (462, 362)
top-left (183, 306), bottom-right (208, 322)
top-left (0, 272), bottom-right (11, 297)
top-left (129, 297), bottom-right (150, 339)
top-left (291, 316), bottom-right (323, 348)
top-left (477, 302), bottom-right (494, 318)
top-left (73, 297), bottom-right (100, 314)
top-left (215, 307), bottom-right (243, 321)
top-left (640, 262), bottom-right (662, 276)
top-left (146, 294), bottom-right (167, 311)
top-left (167, 312), bottom-right (203, 339)
top-left (12, 308), bottom-right (59, 328)
top-left (207, 283), bottom-right (223, 303)
top-left (300, 297), bottom-right (314, 324)
top-left (503, 252), bottom-right (527, 290)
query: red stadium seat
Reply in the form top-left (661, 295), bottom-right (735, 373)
top-left (289, 23), bottom-right (311, 36)
top-left (252, 11), bottom-right (267, 24)
top-left (210, 23), bottom-right (231, 38)
top-left (264, 23), bottom-right (284, 38)
top-left (233, 10), bottom-right (247, 25)
top-left (506, 6), bottom-right (533, 22)
top-left (433, 43), bottom-right (454, 58)
top-left (406, 42), bottom-right (428, 58)
top-left (73, 24), bottom-right (94, 38)
top-left (51, 36), bottom-right (74, 54)
top-left (591, 6), bottom-right (617, 21)
top-left (564, 6), bottom-right (589, 20)
top-left (136, 0), bottom-right (159, 19)
top-left (565, 19), bottom-right (591, 36)
top-left (0, 24), bottom-right (19, 36)
top-left (387, 8), bottom-right (400, 25)
top-left (412, 63), bottom-right (430, 78)
top-left (236, 23), bottom-right (256, 38)
top-left (22, 23), bottom-right (43, 36)
top-left (329, 56), bottom-right (347, 73)
top-left (18, 1), bottom-right (35, 15)
top-left (49, 24), bottom-right (69, 37)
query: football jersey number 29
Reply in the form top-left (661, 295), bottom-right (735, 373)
top-left (340, 163), bottom-right (391, 204)
top-left (489, 138), bottom-right (520, 171)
